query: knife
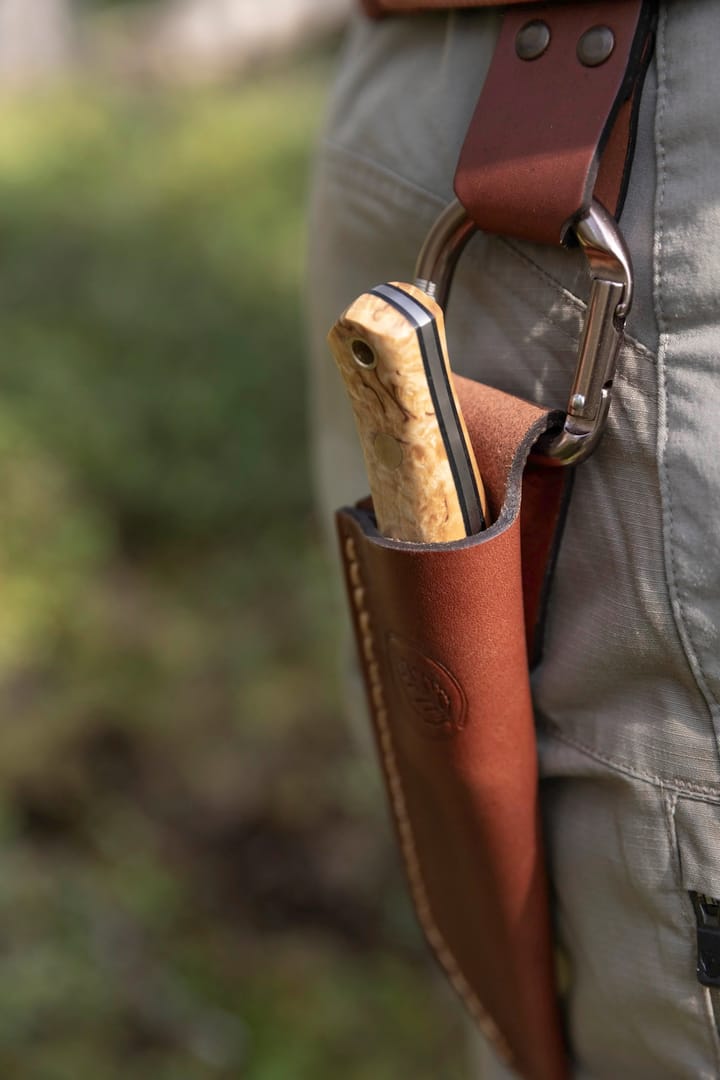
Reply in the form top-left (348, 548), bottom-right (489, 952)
top-left (328, 281), bottom-right (487, 543)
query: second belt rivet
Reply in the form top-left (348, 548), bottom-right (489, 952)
top-left (515, 20), bottom-right (551, 62)
top-left (577, 25), bottom-right (615, 67)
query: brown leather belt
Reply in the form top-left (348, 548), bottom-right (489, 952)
top-left (362, 0), bottom-right (655, 247)
top-left (336, 379), bottom-right (571, 1080)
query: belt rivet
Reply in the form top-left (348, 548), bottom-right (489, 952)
top-left (577, 25), bottom-right (615, 67)
top-left (515, 20), bottom-right (550, 61)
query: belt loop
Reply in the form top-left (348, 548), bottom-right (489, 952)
top-left (453, 0), bottom-right (656, 246)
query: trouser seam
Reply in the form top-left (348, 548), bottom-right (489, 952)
top-left (540, 720), bottom-right (720, 798)
top-left (652, 3), bottom-right (720, 760)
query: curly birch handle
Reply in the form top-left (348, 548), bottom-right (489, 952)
top-left (328, 282), bottom-right (487, 543)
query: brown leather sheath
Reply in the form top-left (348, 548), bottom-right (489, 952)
top-left (336, 380), bottom-right (569, 1080)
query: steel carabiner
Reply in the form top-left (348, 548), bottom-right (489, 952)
top-left (413, 199), bottom-right (634, 466)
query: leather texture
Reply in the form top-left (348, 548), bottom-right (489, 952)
top-left (454, 0), bottom-right (655, 245)
top-left (336, 378), bottom-right (569, 1080)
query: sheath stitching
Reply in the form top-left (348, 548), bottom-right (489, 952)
top-left (342, 531), bottom-right (514, 1065)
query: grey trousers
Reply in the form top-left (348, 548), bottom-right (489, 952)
top-left (306, 4), bottom-right (720, 1076)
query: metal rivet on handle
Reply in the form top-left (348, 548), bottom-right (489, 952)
top-left (373, 432), bottom-right (404, 471)
top-left (577, 25), bottom-right (615, 67)
top-left (351, 338), bottom-right (376, 369)
top-left (515, 20), bottom-right (551, 61)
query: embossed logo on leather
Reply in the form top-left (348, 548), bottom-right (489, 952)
top-left (387, 634), bottom-right (467, 738)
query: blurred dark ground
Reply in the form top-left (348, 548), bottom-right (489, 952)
top-left (0, 6), bottom-right (470, 1078)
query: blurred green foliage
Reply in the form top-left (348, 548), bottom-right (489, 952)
top-left (0, 53), bottom-right (467, 1079)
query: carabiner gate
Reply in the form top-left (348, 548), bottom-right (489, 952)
top-left (414, 199), bottom-right (634, 466)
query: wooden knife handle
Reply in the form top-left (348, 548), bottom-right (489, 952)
top-left (328, 282), bottom-right (487, 543)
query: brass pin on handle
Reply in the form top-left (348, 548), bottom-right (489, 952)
top-left (328, 281), bottom-right (487, 544)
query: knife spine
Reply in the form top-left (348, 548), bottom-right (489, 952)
top-left (328, 281), bottom-right (487, 543)
top-left (369, 283), bottom-right (485, 537)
